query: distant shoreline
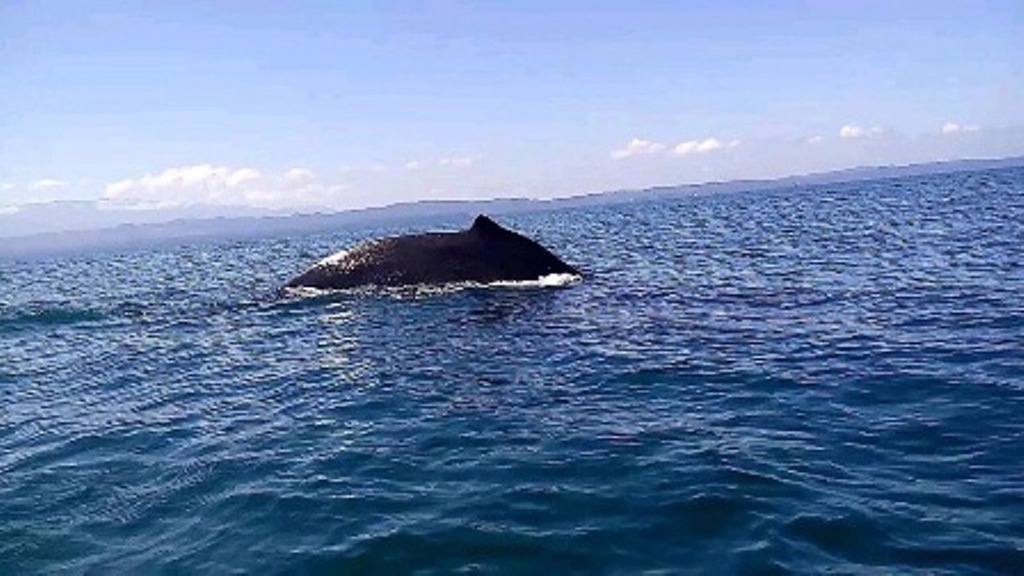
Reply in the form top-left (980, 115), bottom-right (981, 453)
top-left (2, 156), bottom-right (1022, 259)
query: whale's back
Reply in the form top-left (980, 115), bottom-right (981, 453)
top-left (285, 215), bottom-right (580, 290)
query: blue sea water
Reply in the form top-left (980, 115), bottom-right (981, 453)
top-left (2, 167), bottom-right (1023, 574)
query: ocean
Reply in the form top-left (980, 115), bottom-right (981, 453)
top-left (2, 167), bottom-right (1022, 574)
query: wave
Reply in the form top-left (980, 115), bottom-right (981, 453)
top-left (0, 304), bottom-right (107, 333)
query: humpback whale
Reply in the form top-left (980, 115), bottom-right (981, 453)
top-left (285, 215), bottom-right (581, 290)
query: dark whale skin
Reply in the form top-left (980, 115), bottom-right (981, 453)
top-left (285, 215), bottom-right (581, 290)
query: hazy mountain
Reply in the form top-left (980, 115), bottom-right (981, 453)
top-left (2, 156), bottom-right (1021, 259)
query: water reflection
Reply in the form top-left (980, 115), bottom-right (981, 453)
top-left (316, 300), bottom-right (374, 391)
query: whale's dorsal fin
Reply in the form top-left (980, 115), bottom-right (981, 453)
top-left (470, 214), bottom-right (505, 235)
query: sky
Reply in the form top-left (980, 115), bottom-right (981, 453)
top-left (2, 0), bottom-right (1022, 215)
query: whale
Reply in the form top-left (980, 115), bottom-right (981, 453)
top-left (285, 215), bottom-right (581, 290)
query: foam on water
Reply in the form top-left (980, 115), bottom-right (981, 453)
top-left (487, 272), bottom-right (582, 288)
top-left (280, 272), bottom-right (582, 299)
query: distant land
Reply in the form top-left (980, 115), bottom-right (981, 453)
top-left (2, 156), bottom-right (1022, 259)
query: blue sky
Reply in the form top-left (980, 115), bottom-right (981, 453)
top-left (2, 0), bottom-right (1022, 213)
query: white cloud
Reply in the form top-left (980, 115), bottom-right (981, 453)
top-left (942, 121), bottom-right (979, 135)
top-left (805, 135), bottom-right (824, 144)
top-left (679, 138), bottom-right (720, 153)
top-left (1, 183), bottom-right (15, 191)
top-left (284, 167), bottom-right (315, 183)
top-left (669, 137), bottom-right (736, 157)
top-left (102, 164), bottom-right (354, 210)
top-left (612, 136), bottom-right (736, 159)
top-left (439, 155), bottom-right (478, 167)
top-left (839, 124), bottom-right (883, 139)
top-left (370, 163), bottom-right (386, 172)
top-left (405, 160), bottom-right (421, 170)
top-left (228, 167), bottom-right (261, 186)
top-left (29, 179), bottom-right (69, 190)
top-left (611, 138), bottom-right (666, 159)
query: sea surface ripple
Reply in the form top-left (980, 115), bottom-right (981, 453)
top-left (2, 167), bottom-right (1023, 574)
